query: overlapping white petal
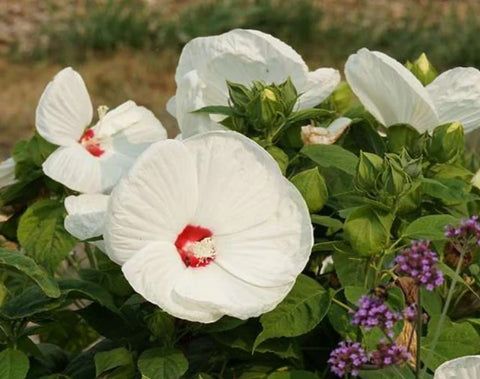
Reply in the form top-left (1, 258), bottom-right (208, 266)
top-left (36, 67), bottom-right (167, 194)
top-left (0, 158), bottom-right (17, 188)
top-left (434, 355), bottom-right (480, 379)
top-left (170, 29), bottom-right (340, 136)
top-left (64, 194), bottom-right (109, 240)
top-left (301, 117), bottom-right (352, 145)
top-left (345, 48), bottom-right (480, 133)
top-left (105, 130), bottom-right (313, 322)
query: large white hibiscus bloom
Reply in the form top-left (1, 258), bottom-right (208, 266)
top-left (104, 131), bottom-right (313, 322)
top-left (0, 158), bottom-right (16, 188)
top-left (345, 48), bottom-right (480, 133)
top-left (434, 355), bottom-right (480, 378)
top-left (36, 67), bottom-right (167, 194)
top-left (168, 29), bottom-right (340, 138)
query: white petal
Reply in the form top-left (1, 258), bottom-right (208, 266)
top-left (166, 96), bottom-right (177, 117)
top-left (104, 140), bottom-right (198, 265)
top-left (301, 117), bottom-right (352, 145)
top-left (175, 71), bottom-right (225, 138)
top-left (36, 67), bottom-right (93, 146)
top-left (214, 181), bottom-right (312, 287)
top-left (320, 255), bottom-right (334, 275)
top-left (434, 355), bottom-right (480, 379)
top-left (64, 194), bottom-right (109, 240)
top-left (0, 158), bottom-right (17, 188)
top-left (122, 242), bottom-right (222, 323)
top-left (184, 131), bottom-right (284, 235)
top-left (175, 29), bottom-right (307, 83)
top-left (42, 145), bottom-right (102, 193)
top-left (297, 68), bottom-right (340, 109)
top-left (427, 67), bottom-right (480, 133)
top-left (345, 48), bottom-right (439, 132)
top-left (173, 263), bottom-right (294, 320)
top-left (102, 103), bottom-right (167, 157)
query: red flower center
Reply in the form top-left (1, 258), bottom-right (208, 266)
top-left (79, 129), bottom-right (105, 157)
top-left (175, 224), bottom-right (215, 268)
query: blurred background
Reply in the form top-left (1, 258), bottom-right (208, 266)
top-left (1, 0), bottom-right (479, 158)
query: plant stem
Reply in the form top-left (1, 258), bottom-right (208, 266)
top-left (421, 245), bottom-right (466, 377)
top-left (332, 297), bottom-right (354, 312)
top-left (415, 286), bottom-right (422, 379)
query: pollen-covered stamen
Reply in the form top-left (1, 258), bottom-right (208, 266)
top-left (79, 129), bottom-right (105, 157)
top-left (175, 225), bottom-right (216, 268)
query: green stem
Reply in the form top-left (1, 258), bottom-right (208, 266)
top-left (332, 297), bottom-right (354, 313)
top-left (85, 242), bottom-right (98, 269)
top-left (421, 246), bottom-right (466, 377)
top-left (415, 287), bottom-right (422, 379)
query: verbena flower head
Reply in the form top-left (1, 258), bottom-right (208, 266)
top-left (168, 29), bottom-right (340, 138)
top-left (395, 240), bottom-right (444, 291)
top-left (370, 340), bottom-right (411, 367)
top-left (328, 340), bottom-right (368, 377)
top-left (351, 295), bottom-right (402, 337)
top-left (345, 48), bottom-right (480, 133)
top-left (104, 130), bottom-right (313, 322)
top-left (445, 215), bottom-right (480, 246)
top-left (0, 158), bottom-right (16, 188)
top-left (36, 67), bottom-right (167, 194)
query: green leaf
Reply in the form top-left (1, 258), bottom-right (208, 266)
top-left (268, 371), bottom-right (318, 379)
top-left (0, 349), bottom-right (29, 379)
top-left (17, 199), bottom-right (77, 270)
top-left (137, 348), bottom-right (188, 379)
top-left (290, 168), bottom-right (328, 213)
top-left (254, 274), bottom-right (330, 349)
top-left (332, 251), bottom-right (370, 287)
top-left (422, 315), bottom-right (480, 370)
top-left (266, 146), bottom-right (289, 175)
top-left (95, 347), bottom-right (134, 378)
top-left (402, 215), bottom-right (457, 240)
top-left (344, 206), bottom-right (393, 256)
top-left (428, 122), bottom-right (464, 164)
top-left (144, 310), bottom-right (175, 342)
top-left (310, 215), bottom-right (343, 231)
top-left (0, 248), bottom-right (60, 298)
top-left (420, 287), bottom-right (442, 316)
top-left (386, 124), bottom-right (422, 156)
top-left (192, 105), bottom-right (234, 116)
top-left (358, 365), bottom-right (415, 379)
top-left (421, 177), bottom-right (471, 205)
top-left (344, 286), bottom-right (365, 305)
top-left (301, 144), bottom-right (359, 176)
top-left (287, 108), bottom-right (333, 124)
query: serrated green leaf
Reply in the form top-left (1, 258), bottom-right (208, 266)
top-left (0, 248), bottom-right (60, 297)
top-left (17, 199), bottom-right (77, 270)
top-left (254, 274), bottom-right (330, 349)
top-left (402, 215), bottom-right (457, 240)
top-left (137, 348), bottom-right (188, 379)
top-left (301, 144), bottom-right (359, 175)
top-left (0, 349), bottom-right (29, 379)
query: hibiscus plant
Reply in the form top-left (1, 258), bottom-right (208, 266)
top-left (1, 29), bottom-right (480, 379)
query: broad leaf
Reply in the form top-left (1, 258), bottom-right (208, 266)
top-left (254, 274), bottom-right (330, 349)
top-left (291, 168), bottom-right (328, 213)
top-left (0, 349), bottom-right (29, 379)
top-left (137, 348), bottom-right (188, 379)
top-left (402, 215), bottom-right (457, 240)
top-left (95, 347), bottom-right (134, 378)
top-left (301, 144), bottom-right (359, 175)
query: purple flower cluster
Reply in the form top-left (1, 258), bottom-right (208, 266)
top-left (402, 303), bottom-right (427, 324)
top-left (351, 295), bottom-right (401, 337)
top-left (445, 215), bottom-right (480, 246)
top-left (395, 240), bottom-right (444, 291)
top-left (370, 340), bottom-right (411, 367)
top-left (328, 340), bottom-right (368, 377)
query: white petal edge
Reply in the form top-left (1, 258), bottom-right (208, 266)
top-left (64, 194), bottom-right (109, 240)
top-left (296, 68), bottom-right (341, 109)
top-left (301, 117), bottom-right (352, 145)
top-left (0, 158), bottom-right (17, 188)
top-left (122, 241), bottom-right (223, 323)
top-left (345, 48), bottom-right (439, 132)
top-left (213, 180), bottom-right (313, 287)
top-left (36, 67), bottom-right (93, 146)
top-left (427, 67), bottom-right (480, 133)
top-left (173, 262), bottom-right (295, 320)
top-left (104, 139), bottom-right (198, 265)
top-left (434, 355), bottom-right (480, 379)
top-left (184, 131), bottom-right (285, 235)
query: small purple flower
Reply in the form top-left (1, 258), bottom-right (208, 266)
top-left (402, 303), bottom-right (428, 324)
top-left (328, 340), bottom-right (368, 377)
top-left (445, 215), bottom-right (480, 246)
top-left (370, 340), bottom-right (411, 367)
top-left (395, 240), bottom-right (444, 291)
top-left (351, 295), bottom-right (402, 337)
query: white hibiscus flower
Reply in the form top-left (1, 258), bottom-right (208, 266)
top-left (104, 131), bottom-right (313, 322)
top-left (345, 48), bottom-right (480, 133)
top-left (168, 29), bottom-right (340, 138)
top-left (36, 67), bottom-right (167, 194)
top-left (434, 355), bottom-right (480, 379)
top-left (301, 117), bottom-right (352, 145)
top-left (0, 158), bottom-right (17, 188)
